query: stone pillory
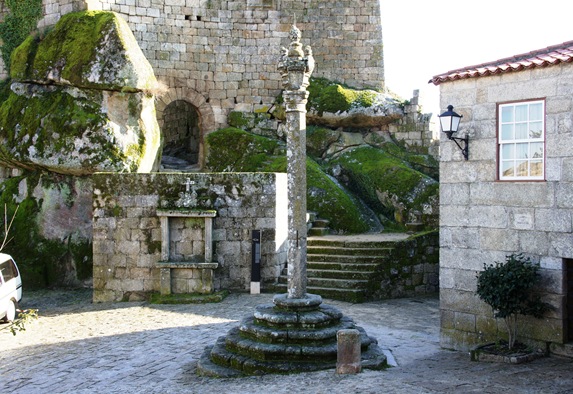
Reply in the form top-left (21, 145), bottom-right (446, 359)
top-left (278, 22), bottom-right (315, 300)
top-left (196, 22), bottom-right (387, 377)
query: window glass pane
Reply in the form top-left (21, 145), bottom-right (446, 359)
top-left (531, 142), bottom-right (544, 158)
top-left (515, 105), bottom-right (528, 122)
top-left (529, 121), bottom-right (543, 138)
top-left (529, 103), bottom-right (543, 120)
top-left (498, 100), bottom-right (545, 180)
top-left (515, 123), bottom-right (528, 139)
top-left (501, 106), bottom-right (513, 123)
top-left (530, 161), bottom-right (543, 177)
top-left (502, 161), bottom-right (515, 177)
top-left (501, 124), bottom-right (513, 140)
top-left (516, 143), bottom-right (528, 159)
top-left (502, 144), bottom-right (514, 159)
top-left (516, 160), bottom-right (528, 176)
top-left (0, 262), bottom-right (13, 281)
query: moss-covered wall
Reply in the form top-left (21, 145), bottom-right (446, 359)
top-left (366, 231), bottom-right (439, 299)
top-left (92, 172), bottom-right (288, 302)
top-left (0, 169), bottom-right (92, 288)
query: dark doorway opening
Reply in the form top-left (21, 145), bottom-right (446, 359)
top-left (161, 100), bottom-right (200, 170)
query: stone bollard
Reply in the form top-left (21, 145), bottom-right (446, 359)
top-left (336, 329), bottom-right (361, 374)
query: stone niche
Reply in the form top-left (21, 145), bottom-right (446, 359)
top-left (156, 209), bottom-right (217, 295)
top-left (92, 172), bottom-right (288, 302)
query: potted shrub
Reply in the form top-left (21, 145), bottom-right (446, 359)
top-left (475, 253), bottom-right (550, 360)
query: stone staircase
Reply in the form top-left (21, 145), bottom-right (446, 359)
top-left (270, 237), bottom-right (397, 303)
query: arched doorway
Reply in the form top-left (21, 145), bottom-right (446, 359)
top-left (155, 87), bottom-right (216, 171)
top-left (161, 100), bottom-right (201, 170)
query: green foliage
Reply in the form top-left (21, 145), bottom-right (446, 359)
top-left (0, 308), bottom-right (38, 335)
top-left (0, 0), bottom-right (42, 73)
top-left (476, 253), bottom-right (550, 349)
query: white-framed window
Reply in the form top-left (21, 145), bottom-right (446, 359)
top-left (498, 100), bottom-right (545, 180)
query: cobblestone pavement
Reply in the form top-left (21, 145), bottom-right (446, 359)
top-left (1, 289), bottom-right (572, 394)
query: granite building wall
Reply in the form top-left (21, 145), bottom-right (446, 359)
top-left (92, 172), bottom-right (288, 302)
top-left (438, 62), bottom-right (573, 354)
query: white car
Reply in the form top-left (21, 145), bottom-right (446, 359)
top-left (0, 253), bottom-right (22, 322)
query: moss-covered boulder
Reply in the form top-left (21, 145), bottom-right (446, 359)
top-left (205, 127), bottom-right (379, 233)
top-left (328, 145), bottom-right (439, 229)
top-left (10, 11), bottom-right (157, 92)
top-left (276, 77), bottom-right (404, 128)
top-left (0, 11), bottom-right (161, 175)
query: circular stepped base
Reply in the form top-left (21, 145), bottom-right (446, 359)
top-left (196, 293), bottom-right (387, 377)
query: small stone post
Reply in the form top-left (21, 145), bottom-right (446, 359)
top-left (278, 21), bottom-right (315, 299)
top-left (336, 329), bottom-right (362, 374)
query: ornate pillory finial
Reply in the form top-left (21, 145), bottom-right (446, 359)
top-left (277, 15), bottom-right (314, 91)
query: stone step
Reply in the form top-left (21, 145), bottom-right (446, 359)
top-left (277, 275), bottom-right (368, 289)
top-left (306, 261), bottom-right (379, 271)
top-left (270, 283), bottom-right (368, 303)
top-left (308, 227), bottom-right (330, 236)
top-left (306, 269), bottom-right (372, 280)
top-left (239, 315), bottom-right (357, 344)
top-left (312, 219), bottom-right (330, 228)
top-left (308, 245), bottom-right (393, 256)
top-left (308, 254), bottom-right (389, 264)
top-left (308, 239), bottom-right (397, 248)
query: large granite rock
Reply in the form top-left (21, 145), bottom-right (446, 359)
top-left (0, 11), bottom-right (161, 175)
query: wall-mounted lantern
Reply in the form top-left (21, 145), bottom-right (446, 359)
top-left (438, 105), bottom-right (468, 160)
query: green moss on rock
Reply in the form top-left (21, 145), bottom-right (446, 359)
top-left (0, 81), bottom-right (136, 174)
top-left (0, 173), bottom-right (92, 288)
top-left (329, 145), bottom-right (438, 229)
top-left (307, 77), bottom-right (381, 115)
top-left (205, 127), bottom-right (377, 233)
top-left (205, 127), bottom-right (282, 172)
top-left (11, 11), bottom-right (157, 92)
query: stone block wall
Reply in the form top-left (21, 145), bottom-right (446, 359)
top-left (390, 90), bottom-right (439, 157)
top-left (438, 62), bottom-right (573, 351)
top-left (92, 172), bottom-right (288, 302)
top-left (367, 231), bottom-right (439, 299)
top-left (38, 0), bottom-right (85, 29)
top-left (0, 0), bottom-right (384, 130)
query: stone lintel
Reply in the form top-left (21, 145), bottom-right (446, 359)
top-left (157, 261), bottom-right (219, 270)
top-left (156, 209), bottom-right (217, 217)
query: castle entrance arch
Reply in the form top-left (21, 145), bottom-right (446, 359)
top-left (155, 88), bottom-right (216, 171)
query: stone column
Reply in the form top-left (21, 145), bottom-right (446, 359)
top-left (278, 23), bottom-right (315, 299)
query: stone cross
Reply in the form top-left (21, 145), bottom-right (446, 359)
top-left (278, 21), bottom-right (315, 299)
top-left (184, 178), bottom-right (194, 193)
